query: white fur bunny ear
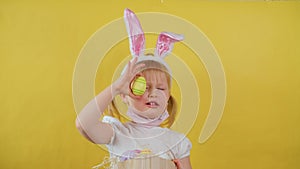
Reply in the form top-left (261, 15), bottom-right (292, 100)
top-left (124, 8), bottom-right (145, 57)
top-left (155, 32), bottom-right (184, 58)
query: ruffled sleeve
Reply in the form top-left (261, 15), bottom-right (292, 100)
top-left (176, 136), bottom-right (192, 159)
top-left (102, 116), bottom-right (124, 145)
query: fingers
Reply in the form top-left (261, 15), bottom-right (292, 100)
top-left (127, 57), bottom-right (145, 76)
top-left (123, 57), bottom-right (146, 98)
top-left (134, 63), bottom-right (146, 74)
top-left (127, 57), bottom-right (138, 71)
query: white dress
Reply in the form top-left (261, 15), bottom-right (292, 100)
top-left (102, 116), bottom-right (192, 161)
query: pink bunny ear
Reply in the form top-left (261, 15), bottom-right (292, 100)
top-left (155, 32), bottom-right (184, 58)
top-left (124, 8), bottom-right (145, 57)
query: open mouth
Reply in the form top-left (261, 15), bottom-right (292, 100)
top-left (145, 101), bottom-right (159, 107)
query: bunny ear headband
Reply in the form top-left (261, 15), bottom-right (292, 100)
top-left (122, 8), bottom-right (184, 76)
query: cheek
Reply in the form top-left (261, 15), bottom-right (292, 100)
top-left (165, 90), bottom-right (170, 96)
top-left (135, 95), bottom-right (147, 101)
top-left (163, 90), bottom-right (170, 99)
top-left (131, 96), bottom-right (147, 105)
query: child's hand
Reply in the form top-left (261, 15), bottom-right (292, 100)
top-left (113, 57), bottom-right (145, 97)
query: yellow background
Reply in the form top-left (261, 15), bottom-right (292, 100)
top-left (1, 0), bottom-right (300, 169)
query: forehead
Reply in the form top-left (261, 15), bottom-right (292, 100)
top-left (142, 69), bottom-right (169, 85)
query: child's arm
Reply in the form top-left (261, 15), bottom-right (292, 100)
top-left (178, 156), bottom-right (192, 169)
top-left (75, 84), bottom-right (117, 144)
top-left (75, 57), bottom-right (144, 144)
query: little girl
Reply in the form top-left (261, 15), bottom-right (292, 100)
top-left (76, 9), bottom-right (192, 169)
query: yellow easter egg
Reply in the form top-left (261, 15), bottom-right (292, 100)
top-left (131, 76), bottom-right (146, 96)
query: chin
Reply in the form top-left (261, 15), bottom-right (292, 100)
top-left (137, 107), bottom-right (164, 119)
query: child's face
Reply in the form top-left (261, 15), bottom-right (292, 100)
top-left (126, 70), bottom-right (170, 119)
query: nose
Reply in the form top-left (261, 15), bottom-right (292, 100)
top-left (148, 88), bottom-right (157, 98)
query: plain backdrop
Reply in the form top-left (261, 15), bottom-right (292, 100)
top-left (0, 1), bottom-right (299, 169)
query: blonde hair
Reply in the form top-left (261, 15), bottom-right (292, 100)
top-left (106, 57), bottom-right (177, 128)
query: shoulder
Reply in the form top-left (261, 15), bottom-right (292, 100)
top-left (163, 128), bottom-right (189, 140)
top-left (160, 128), bottom-right (192, 150)
top-left (102, 116), bottom-right (123, 126)
top-left (102, 116), bottom-right (133, 133)
top-left (163, 128), bottom-right (192, 159)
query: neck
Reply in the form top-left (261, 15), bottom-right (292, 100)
top-left (126, 107), bottom-right (169, 127)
